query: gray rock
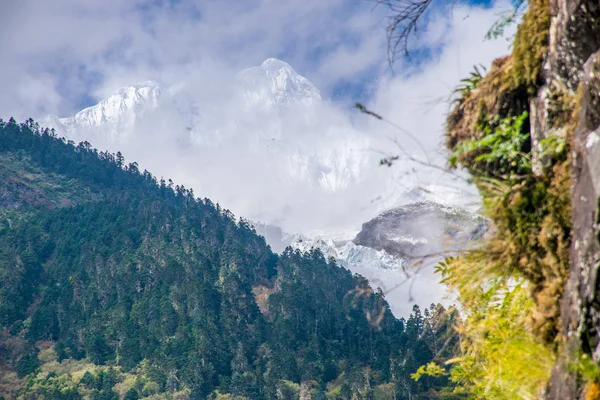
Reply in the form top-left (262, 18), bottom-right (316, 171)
top-left (353, 202), bottom-right (487, 261)
top-left (544, 1), bottom-right (600, 397)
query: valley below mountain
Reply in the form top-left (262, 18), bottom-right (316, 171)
top-left (0, 54), bottom-right (490, 400)
top-left (3, 0), bottom-right (600, 396)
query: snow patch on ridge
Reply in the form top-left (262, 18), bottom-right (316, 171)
top-left (45, 81), bottom-right (161, 142)
top-left (252, 219), bottom-right (457, 318)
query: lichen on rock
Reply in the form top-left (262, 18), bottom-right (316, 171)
top-left (512, 0), bottom-right (551, 93)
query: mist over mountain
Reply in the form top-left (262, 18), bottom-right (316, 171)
top-left (43, 58), bottom-right (478, 236)
top-left (39, 58), bottom-right (481, 318)
top-left (253, 201), bottom-right (486, 318)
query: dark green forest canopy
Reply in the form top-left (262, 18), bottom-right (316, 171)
top-left (0, 119), bottom-right (461, 399)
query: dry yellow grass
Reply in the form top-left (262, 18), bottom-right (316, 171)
top-left (586, 382), bottom-right (600, 400)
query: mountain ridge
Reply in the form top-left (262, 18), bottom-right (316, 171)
top-left (45, 58), bottom-right (318, 140)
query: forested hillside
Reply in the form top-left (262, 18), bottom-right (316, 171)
top-left (0, 119), bottom-right (461, 399)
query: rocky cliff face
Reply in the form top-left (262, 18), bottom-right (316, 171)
top-left (353, 202), bottom-right (487, 260)
top-left (443, 0), bottom-right (600, 396)
top-left (542, 0), bottom-right (600, 397)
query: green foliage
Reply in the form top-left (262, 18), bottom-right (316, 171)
top-left (453, 65), bottom-right (486, 100)
top-left (17, 373), bottom-right (84, 400)
top-left (539, 134), bottom-right (567, 158)
top-left (572, 353), bottom-right (600, 384)
top-left (444, 133), bottom-right (571, 398)
top-left (123, 388), bottom-right (139, 400)
top-left (14, 348), bottom-right (40, 378)
top-left (14, 359), bottom-right (166, 400)
top-left (443, 1), bottom-right (575, 389)
top-left (276, 380), bottom-right (300, 399)
top-left (436, 256), bottom-right (555, 399)
top-left (450, 112), bottom-right (531, 179)
top-left (411, 362), bottom-right (447, 381)
top-left (511, 0), bottom-right (550, 93)
top-left (443, 53), bottom-right (572, 399)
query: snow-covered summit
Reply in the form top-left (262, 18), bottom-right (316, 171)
top-left (45, 81), bottom-right (161, 141)
top-left (42, 58), bottom-right (370, 194)
top-left (238, 58), bottom-right (321, 107)
top-left (40, 58), bottom-right (478, 235)
top-left (45, 59), bottom-right (322, 141)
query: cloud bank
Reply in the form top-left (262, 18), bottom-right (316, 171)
top-left (0, 0), bottom-right (389, 120)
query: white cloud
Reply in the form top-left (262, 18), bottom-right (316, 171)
top-left (0, 0), bottom-right (390, 119)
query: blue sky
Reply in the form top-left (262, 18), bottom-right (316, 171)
top-left (0, 0), bottom-right (512, 119)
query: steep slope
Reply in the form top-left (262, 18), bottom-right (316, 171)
top-left (0, 119), bottom-right (461, 399)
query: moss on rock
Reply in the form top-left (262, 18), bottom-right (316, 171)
top-left (447, 56), bottom-right (529, 151)
top-left (512, 0), bottom-right (551, 93)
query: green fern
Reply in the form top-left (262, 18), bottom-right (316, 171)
top-left (453, 65), bottom-right (487, 100)
top-left (450, 112), bottom-right (530, 179)
top-left (539, 134), bottom-right (566, 157)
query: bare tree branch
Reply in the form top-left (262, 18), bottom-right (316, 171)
top-left (356, 103), bottom-right (431, 162)
top-left (355, 103), bottom-right (470, 182)
top-left (370, 0), bottom-right (435, 65)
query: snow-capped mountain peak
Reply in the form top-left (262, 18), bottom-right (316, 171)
top-left (45, 81), bottom-right (161, 141)
top-left (45, 58), bottom-right (323, 144)
top-left (72, 81), bottom-right (161, 123)
top-left (239, 58), bottom-right (321, 107)
top-left (114, 81), bottom-right (161, 102)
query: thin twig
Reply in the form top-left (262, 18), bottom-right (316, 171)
top-left (370, 0), bottom-right (435, 65)
top-left (356, 103), bottom-right (430, 162)
top-left (355, 103), bottom-right (471, 182)
top-left (390, 249), bottom-right (471, 302)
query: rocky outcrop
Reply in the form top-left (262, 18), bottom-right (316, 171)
top-left (549, 53), bottom-right (600, 400)
top-left (353, 202), bottom-right (487, 260)
top-left (530, 0), bottom-right (600, 176)
top-left (530, 0), bottom-right (600, 397)
top-left (547, 0), bottom-right (600, 93)
top-left (443, 0), bottom-right (600, 395)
